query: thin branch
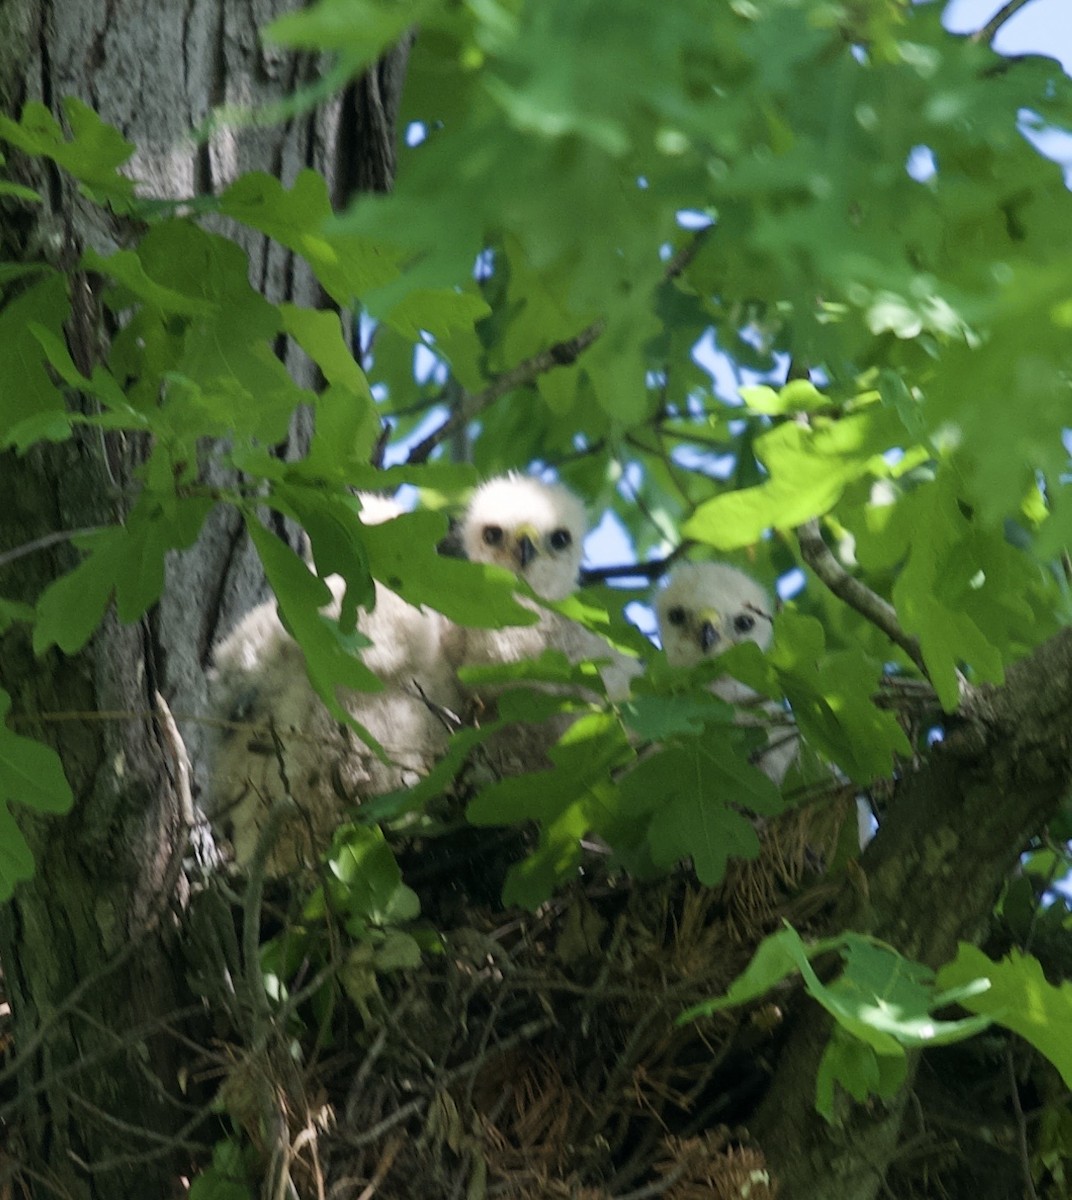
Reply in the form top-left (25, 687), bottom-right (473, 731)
top-left (64, 1090), bottom-right (213, 1160)
top-left (1005, 1044), bottom-right (1040, 1200)
top-left (404, 226), bottom-right (710, 466)
top-left (405, 320), bottom-right (605, 465)
top-left (0, 1005), bottom-right (205, 1123)
top-left (663, 226), bottom-right (710, 280)
top-left (339, 1017), bottom-right (555, 1151)
top-left (612, 1159), bottom-right (691, 1200)
top-left (580, 543), bottom-right (692, 585)
top-left (355, 1133), bottom-right (404, 1200)
top-left (972, 0), bottom-right (1036, 44)
top-left (370, 420), bottom-right (393, 470)
top-left (65, 1129), bottom-right (214, 1177)
top-left (796, 519), bottom-right (928, 678)
top-left (0, 526), bottom-right (105, 570)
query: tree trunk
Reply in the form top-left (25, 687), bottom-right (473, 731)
top-left (0, 4), bottom-right (408, 1196)
top-left (753, 627), bottom-right (1072, 1199)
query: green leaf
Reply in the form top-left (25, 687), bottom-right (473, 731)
top-left (0, 273), bottom-right (69, 445)
top-left (99, 221), bottom-right (304, 443)
top-left (325, 823), bottom-right (420, 926)
top-left (0, 689), bottom-right (74, 901)
top-left (620, 735), bottom-right (781, 886)
top-left (619, 693), bottom-right (734, 740)
top-left (268, 485), bottom-right (376, 626)
top-left (817, 1027), bottom-right (907, 1123)
top-left (0, 691), bottom-right (73, 819)
top-left (459, 649), bottom-right (606, 696)
top-left (189, 1139), bottom-right (254, 1200)
top-left (264, 0), bottom-right (431, 57)
top-left (0, 180), bottom-right (41, 203)
top-left (219, 170), bottom-right (399, 304)
top-left (0, 599), bottom-right (35, 633)
top-left (244, 515), bottom-right (384, 727)
top-left (27, 322), bottom-right (129, 410)
top-left (0, 803), bottom-right (36, 903)
top-left (358, 725), bottom-right (493, 823)
top-left (34, 529), bottom-right (124, 655)
top-left (768, 611), bottom-right (911, 782)
top-left (34, 493), bottom-right (213, 653)
top-left (469, 713), bottom-right (631, 907)
top-left (850, 474), bottom-right (1040, 709)
top-left (0, 98), bottom-right (135, 204)
top-left (373, 928), bottom-right (422, 971)
top-left (82, 246), bottom-right (217, 317)
top-left (683, 407), bottom-right (910, 550)
top-left (680, 925), bottom-right (816, 1023)
top-left (385, 288), bottom-right (491, 343)
top-left (359, 510), bottom-right (537, 628)
top-left (279, 304), bottom-right (370, 394)
top-left (683, 926), bottom-right (991, 1118)
top-left (937, 944), bottom-right (1072, 1089)
top-left (740, 379), bottom-right (836, 416)
top-left (501, 799), bottom-right (592, 909)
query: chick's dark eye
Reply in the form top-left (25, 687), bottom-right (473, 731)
top-left (733, 613), bottom-right (756, 634)
top-left (549, 528), bottom-right (572, 551)
top-left (667, 606), bottom-right (687, 626)
top-left (482, 525), bottom-right (503, 546)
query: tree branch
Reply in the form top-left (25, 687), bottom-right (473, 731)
top-left (406, 227), bottom-right (710, 467)
top-left (796, 519), bottom-right (927, 678)
top-left (0, 526), bottom-right (105, 569)
top-left (405, 321), bottom-right (605, 465)
top-left (579, 543), bottom-right (692, 585)
top-left (663, 226), bottom-right (710, 280)
top-left (971, 0), bottom-right (1037, 44)
top-left (1005, 1045), bottom-right (1040, 1200)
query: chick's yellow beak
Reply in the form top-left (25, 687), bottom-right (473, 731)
top-left (698, 607), bottom-right (722, 653)
top-left (514, 523), bottom-right (540, 569)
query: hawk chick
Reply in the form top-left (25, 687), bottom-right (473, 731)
top-left (459, 473), bottom-right (587, 602)
top-left (655, 562), bottom-right (795, 783)
top-left (206, 495), bottom-right (459, 873)
top-left (444, 474), bottom-right (640, 775)
top-left (656, 563), bottom-right (774, 702)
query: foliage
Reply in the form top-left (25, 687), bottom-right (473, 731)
top-left (937, 942), bottom-right (1072, 1089)
top-left (1, 0), bottom-right (1072, 1166)
top-left (682, 924), bottom-right (995, 1121)
top-left (0, 688), bottom-right (72, 901)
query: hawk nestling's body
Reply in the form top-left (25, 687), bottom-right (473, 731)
top-left (444, 474), bottom-right (639, 775)
top-left (205, 495), bottom-right (460, 873)
top-left (655, 562), bottom-right (796, 784)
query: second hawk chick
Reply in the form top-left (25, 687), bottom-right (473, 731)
top-left (655, 562), bottom-right (796, 784)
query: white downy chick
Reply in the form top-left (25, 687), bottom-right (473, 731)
top-left (205, 494), bottom-right (461, 874)
top-left (655, 562), bottom-right (796, 784)
top-left (445, 474), bottom-right (639, 701)
top-left (443, 474), bottom-right (640, 776)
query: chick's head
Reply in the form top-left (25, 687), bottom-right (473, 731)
top-left (656, 562), bottom-right (773, 668)
top-left (461, 474), bottom-right (588, 601)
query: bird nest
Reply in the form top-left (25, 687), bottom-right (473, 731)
top-left (193, 794), bottom-right (849, 1199)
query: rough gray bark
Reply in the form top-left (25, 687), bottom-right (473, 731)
top-left (0, 4), bottom-right (408, 1196)
top-left (753, 626), bottom-right (1072, 1199)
